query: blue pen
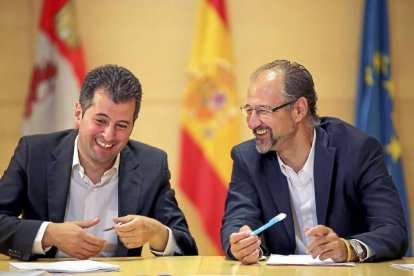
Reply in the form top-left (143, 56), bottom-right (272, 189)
top-left (250, 213), bottom-right (286, 236)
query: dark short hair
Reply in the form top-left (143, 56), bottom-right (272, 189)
top-left (79, 64), bottom-right (142, 121)
top-left (251, 59), bottom-right (319, 126)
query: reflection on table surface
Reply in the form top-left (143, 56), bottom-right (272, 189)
top-left (1, 254), bottom-right (414, 275)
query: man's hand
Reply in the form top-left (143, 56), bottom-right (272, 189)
top-left (113, 215), bottom-right (168, 252)
top-left (42, 218), bottom-right (106, 259)
top-left (305, 225), bottom-right (352, 262)
top-left (229, 226), bottom-right (261, 265)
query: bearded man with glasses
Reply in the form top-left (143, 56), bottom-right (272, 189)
top-left (221, 59), bottom-right (408, 264)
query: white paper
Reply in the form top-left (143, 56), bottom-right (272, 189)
top-left (266, 254), bottom-right (355, 266)
top-left (10, 260), bottom-right (119, 273)
top-left (390, 263), bottom-right (414, 270)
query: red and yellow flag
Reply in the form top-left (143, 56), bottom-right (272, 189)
top-left (178, 0), bottom-right (239, 253)
top-left (23, 0), bottom-right (85, 135)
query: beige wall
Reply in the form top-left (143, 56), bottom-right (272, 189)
top-left (1, 0), bottom-right (413, 255)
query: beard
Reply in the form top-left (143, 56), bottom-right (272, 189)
top-left (255, 126), bottom-right (276, 153)
top-left (254, 120), bottom-right (296, 154)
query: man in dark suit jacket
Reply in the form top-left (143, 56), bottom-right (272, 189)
top-left (0, 64), bottom-right (197, 260)
top-left (221, 60), bottom-right (407, 264)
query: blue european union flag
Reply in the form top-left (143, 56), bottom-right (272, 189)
top-left (355, 0), bottom-right (411, 256)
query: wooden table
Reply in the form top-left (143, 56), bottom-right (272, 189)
top-left (1, 255), bottom-right (414, 275)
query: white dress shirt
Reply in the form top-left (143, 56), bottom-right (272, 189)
top-left (278, 130), bottom-right (317, 254)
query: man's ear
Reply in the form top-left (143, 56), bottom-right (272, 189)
top-left (74, 102), bottom-right (82, 129)
top-left (294, 97), bottom-right (308, 123)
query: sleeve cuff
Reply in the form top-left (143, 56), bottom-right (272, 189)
top-left (257, 247), bottom-right (266, 261)
top-left (31, 221), bottom-right (51, 255)
top-left (150, 227), bottom-right (182, 256)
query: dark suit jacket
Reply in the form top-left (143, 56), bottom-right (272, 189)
top-left (221, 117), bottom-right (408, 261)
top-left (0, 129), bottom-right (197, 260)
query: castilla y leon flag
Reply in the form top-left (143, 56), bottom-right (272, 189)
top-left (23, 0), bottom-right (85, 135)
top-left (178, 0), bottom-right (239, 253)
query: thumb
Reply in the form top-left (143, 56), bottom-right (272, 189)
top-left (113, 215), bottom-right (135, 224)
top-left (74, 217), bottom-right (100, 229)
top-left (240, 225), bottom-right (252, 233)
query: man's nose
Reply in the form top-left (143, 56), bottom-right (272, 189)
top-left (247, 111), bottom-right (262, 130)
top-left (102, 125), bottom-right (115, 141)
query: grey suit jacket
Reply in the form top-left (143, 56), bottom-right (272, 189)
top-left (221, 117), bottom-right (407, 261)
top-left (0, 129), bottom-right (197, 260)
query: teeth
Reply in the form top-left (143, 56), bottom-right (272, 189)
top-left (256, 128), bottom-right (268, 135)
top-left (96, 140), bottom-right (113, 148)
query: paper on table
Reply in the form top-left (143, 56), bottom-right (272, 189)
top-left (10, 260), bottom-right (119, 273)
top-left (390, 263), bottom-right (414, 270)
top-left (0, 271), bottom-right (50, 276)
top-left (266, 254), bottom-right (355, 266)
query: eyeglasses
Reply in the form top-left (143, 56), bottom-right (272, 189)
top-left (240, 99), bottom-right (297, 119)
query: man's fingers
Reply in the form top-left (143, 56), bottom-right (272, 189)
top-left (305, 225), bottom-right (331, 237)
top-left (309, 240), bottom-right (331, 258)
top-left (231, 237), bottom-right (260, 261)
top-left (239, 238), bottom-right (260, 256)
top-left (307, 234), bottom-right (330, 252)
top-left (229, 227), bottom-right (251, 245)
top-left (306, 230), bottom-right (348, 262)
top-left (231, 235), bottom-right (258, 250)
top-left (241, 248), bottom-right (260, 264)
top-left (80, 238), bottom-right (106, 253)
top-left (74, 218), bottom-right (100, 229)
top-left (229, 225), bottom-right (261, 263)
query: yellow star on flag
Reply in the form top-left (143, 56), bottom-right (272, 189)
top-left (373, 51), bottom-right (381, 72)
top-left (383, 79), bottom-right (395, 99)
top-left (365, 66), bottom-right (374, 85)
top-left (386, 135), bottom-right (402, 162)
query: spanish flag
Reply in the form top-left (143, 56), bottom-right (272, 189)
top-left (23, 0), bottom-right (85, 135)
top-left (178, 0), bottom-right (239, 253)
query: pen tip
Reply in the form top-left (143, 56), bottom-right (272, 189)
top-left (277, 213), bottom-right (287, 220)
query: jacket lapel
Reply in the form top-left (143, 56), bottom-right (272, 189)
top-left (313, 127), bottom-right (336, 226)
top-left (116, 145), bottom-right (142, 256)
top-left (262, 153), bottom-right (295, 249)
top-left (46, 130), bottom-right (77, 223)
